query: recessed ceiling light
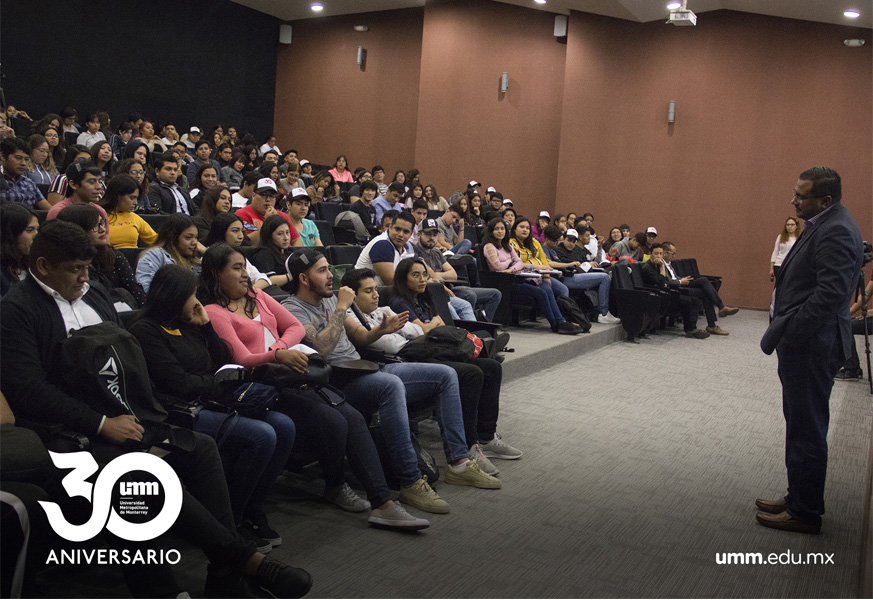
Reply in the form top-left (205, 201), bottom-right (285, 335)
top-left (844, 10), bottom-right (860, 18)
top-left (354, 25), bottom-right (369, 32)
top-left (311, 3), bottom-right (324, 11)
top-left (534, 0), bottom-right (547, 4)
top-left (667, 2), bottom-right (682, 9)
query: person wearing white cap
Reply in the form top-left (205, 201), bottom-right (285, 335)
top-left (234, 177), bottom-right (302, 247)
top-left (552, 226), bottom-right (621, 324)
top-left (532, 211), bottom-right (550, 244)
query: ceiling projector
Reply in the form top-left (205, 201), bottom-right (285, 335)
top-left (668, 10), bottom-right (697, 26)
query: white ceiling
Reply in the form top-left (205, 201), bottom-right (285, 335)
top-left (231, 0), bottom-right (873, 29)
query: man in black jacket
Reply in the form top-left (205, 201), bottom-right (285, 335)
top-left (148, 151), bottom-right (197, 215)
top-left (641, 244), bottom-right (709, 339)
top-left (0, 221), bottom-right (311, 598)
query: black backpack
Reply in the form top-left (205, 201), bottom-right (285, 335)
top-left (556, 295), bottom-right (592, 333)
top-left (396, 325), bottom-right (474, 362)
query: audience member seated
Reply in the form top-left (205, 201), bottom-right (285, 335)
top-left (130, 264), bottom-right (294, 553)
top-left (349, 180), bottom-right (380, 234)
top-left (189, 163), bottom-right (220, 204)
top-left (249, 215), bottom-right (297, 289)
top-left (198, 244), bottom-right (430, 530)
top-left (328, 155), bottom-right (354, 183)
top-left (135, 120), bottom-right (167, 153)
top-left (56, 203), bottom-right (144, 310)
top-left (171, 141), bottom-right (192, 178)
top-left (423, 184), bottom-right (448, 212)
top-left (0, 221), bottom-right (312, 598)
top-left (601, 226), bottom-right (623, 255)
top-left (347, 168), bottom-right (371, 202)
top-left (467, 191), bottom-right (486, 228)
top-left (0, 204), bottom-right (38, 296)
top-left (215, 142), bottom-right (234, 168)
top-left (282, 249), bottom-right (501, 513)
top-left (75, 113), bottom-right (106, 149)
top-left (372, 165), bottom-right (388, 197)
top-left (233, 171), bottom-right (259, 209)
top-left (481, 191), bottom-right (503, 222)
top-left (279, 158), bottom-right (305, 197)
top-left (90, 140), bottom-right (115, 181)
top-left (344, 265), bottom-right (518, 475)
top-left (436, 204), bottom-right (473, 255)
top-left (404, 182), bottom-right (425, 210)
top-left (661, 240), bottom-right (737, 335)
top-left (1, 138), bottom-right (51, 210)
top-left (149, 152), bottom-right (196, 215)
top-left (354, 212), bottom-right (417, 285)
top-left (531, 211), bottom-right (550, 243)
top-left (641, 243), bottom-right (710, 339)
top-left (235, 178), bottom-right (301, 246)
top-left (135, 213), bottom-right (201, 292)
top-left (371, 181), bottom-right (405, 224)
top-left (41, 126), bottom-right (65, 173)
top-left (223, 152), bottom-right (246, 192)
top-left (620, 224), bottom-right (631, 238)
top-left (187, 140), bottom-right (226, 186)
top-left (546, 226), bottom-right (620, 324)
top-left (285, 189), bottom-right (321, 247)
top-left (510, 216), bottom-right (569, 301)
top-left (614, 231), bottom-right (646, 262)
top-left (25, 134), bottom-right (56, 186)
top-left (415, 218), bottom-right (501, 322)
top-left (835, 274), bottom-right (872, 380)
top-left (46, 160), bottom-right (109, 222)
top-left (502, 207), bottom-right (517, 229)
top-left (102, 174), bottom-right (157, 249)
top-left (259, 135), bottom-right (281, 157)
top-left (192, 184), bottom-right (233, 242)
top-left (483, 217), bottom-right (580, 335)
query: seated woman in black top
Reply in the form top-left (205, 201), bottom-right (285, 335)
top-left (385, 258), bottom-right (520, 472)
top-left (248, 215), bottom-right (294, 290)
top-left (128, 264), bottom-right (295, 552)
top-left (203, 212), bottom-right (250, 248)
top-left (192, 184), bottom-right (233, 242)
top-left (55, 204), bottom-right (145, 309)
top-left (0, 203), bottom-right (38, 296)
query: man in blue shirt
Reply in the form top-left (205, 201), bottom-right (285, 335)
top-left (371, 181), bottom-right (405, 225)
top-left (1, 138), bottom-right (51, 209)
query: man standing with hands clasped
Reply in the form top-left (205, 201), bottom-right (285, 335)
top-left (758, 167), bottom-right (862, 534)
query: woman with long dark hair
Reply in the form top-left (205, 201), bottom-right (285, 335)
top-left (0, 204), bottom-right (38, 295)
top-left (198, 244), bottom-right (429, 529)
top-left (189, 163), bottom-right (220, 203)
top-left (56, 204), bottom-right (145, 309)
top-left (101, 174), bottom-right (157, 248)
top-left (247, 215), bottom-right (295, 290)
top-left (328, 154), bottom-right (354, 183)
top-left (510, 216), bottom-right (570, 300)
top-left (129, 264), bottom-right (294, 552)
top-left (482, 217), bottom-right (579, 335)
top-left (114, 158), bottom-right (151, 210)
top-left (25, 134), bottom-right (56, 186)
top-left (222, 152), bottom-right (246, 192)
top-left (193, 184), bottom-right (232, 242)
top-left (135, 213), bottom-right (200, 292)
top-left (423, 184), bottom-right (448, 212)
top-left (770, 216), bottom-right (802, 281)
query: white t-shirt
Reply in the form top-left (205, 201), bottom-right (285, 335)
top-left (231, 192), bottom-right (249, 209)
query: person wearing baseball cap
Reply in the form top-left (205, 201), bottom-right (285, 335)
top-left (532, 211), bottom-right (550, 244)
top-left (234, 177), bottom-right (302, 247)
top-left (285, 188), bottom-right (322, 247)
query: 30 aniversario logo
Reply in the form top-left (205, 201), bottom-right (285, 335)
top-left (39, 451), bottom-right (184, 565)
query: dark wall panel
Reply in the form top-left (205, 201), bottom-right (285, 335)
top-left (1, 0), bottom-right (281, 140)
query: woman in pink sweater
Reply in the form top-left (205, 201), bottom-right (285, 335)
top-left (197, 243), bottom-right (431, 530)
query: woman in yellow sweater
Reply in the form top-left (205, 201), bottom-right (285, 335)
top-left (101, 174), bottom-right (158, 248)
top-left (509, 216), bottom-right (571, 301)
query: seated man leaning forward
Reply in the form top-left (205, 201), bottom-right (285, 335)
top-left (342, 266), bottom-right (522, 474)
top-left (0, 220), bottom-right (312, 599)
top-left (281, 248), bottom-right (501, 515)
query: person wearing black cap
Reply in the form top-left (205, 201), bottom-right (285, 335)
top-left (282, 249), bottom-right (502, 515)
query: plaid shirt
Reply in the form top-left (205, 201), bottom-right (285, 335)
top-left (1, 171), bottom-right (43, 208)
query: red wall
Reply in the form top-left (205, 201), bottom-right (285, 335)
top-left (273, 8), bottom-right (424, 173)
top-left (555, 10), bottom-right (872, 308)
top-left (275, 4), bottom-right (872, 308)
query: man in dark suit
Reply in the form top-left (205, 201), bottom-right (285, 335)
top-left (758, 166), bottom-right (863, 534)
top-left (641, 244), bottom-right (710, 339)
top-left (148, 151), bottom-right (197, 215)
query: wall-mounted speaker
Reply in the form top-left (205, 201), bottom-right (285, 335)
top-left (500, 72), bottom-right (509, 94)
top-left (554, 15), bottom-right (568, 37)
top-left (279, 24), bottom-right (292, 45)
top-left (668, 101), bottom-right (676, 123)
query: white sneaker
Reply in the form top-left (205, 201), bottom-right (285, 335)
top-left (599, 312), bottom-right (621, 324)
top-left (324, 483), bottom-right (372, 512)
top-left (468, 443), bottom-right (499, 475)
top-left (479, 433), bottom-right (523, 460)
top-left (368, 502), bottom-right (430, 530)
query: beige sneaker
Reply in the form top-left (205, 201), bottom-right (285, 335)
top-left (444, 460), bottom-right (502, 489)
top-left (399, 476), bottom-right (450, 514)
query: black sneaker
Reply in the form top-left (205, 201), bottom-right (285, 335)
top-left (254, 556), bottom-right (313, 598)
top-left (247, 513), bottom-right (282, 547)
top-left (239, 522), bottom-right (272, 554)
top-left (204, 566), bottom-right (262, 599)
top-left (834, 367), bottom-right (863, 381)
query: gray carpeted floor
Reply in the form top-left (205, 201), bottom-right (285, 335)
top-left (35, 311), bottom-right (872, 598)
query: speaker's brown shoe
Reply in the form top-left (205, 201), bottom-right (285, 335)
top-left (755, 511), bottom-right (821, 534)
top-left (754, 497), bottom-right (787, 514)
top-left (718, 306), bottom-right (739, 317)
top-left (705, 325), bottom-right (729, 335)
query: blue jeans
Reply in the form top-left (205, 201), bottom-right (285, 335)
top-left (449, 295), bottom-right (476, 320)
top-left (549, 277), bottom-right (569, 299)
top-left (563, 272), bottom-right (611, 314)
top-left (382, 362), bottom-right (468, 463)
top-left (195, 408), bottom-right (296, 523)
top-left (451, 238), bottom-right (473, 255)
top-left (453, 286), bottom-right (502, 322)
top-left (512, 281), bottom-right (565, 327)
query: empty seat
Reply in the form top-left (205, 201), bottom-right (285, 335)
top-left (325, 244), bottom-right (363, 267)
top-left (313, 220), bottom-right (335, 246)
top-left (313, 202), bottom-right (343, 224)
